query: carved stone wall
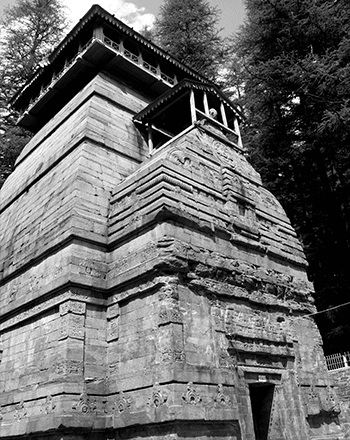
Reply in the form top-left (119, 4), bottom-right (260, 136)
top-left (0, 72), bottom-right (150, 437)
top-left (104, 127), bottom-right (344, 440)
top-left (330, 368), bottom-right (350, 438)
top-left (0, 75), bottom-right (345, 440)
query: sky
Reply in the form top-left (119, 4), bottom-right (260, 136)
top-left (0, 0), bottom-right (246, 37)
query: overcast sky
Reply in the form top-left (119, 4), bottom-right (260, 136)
top-left (0, 0), bottom-right (246, 36)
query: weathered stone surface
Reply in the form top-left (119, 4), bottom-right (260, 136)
top-left (0, 5), bottom-right (345, 440)
top-left (329, 368), bottom-right (350, 438)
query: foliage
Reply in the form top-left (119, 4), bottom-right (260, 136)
top-left (0, 0), bottom-right (68, 188)
top-left (138, 25), bottom-right (155, 41)
top-left (219, 42), bottom-right (246, 112)
top-left (0, 125), bottom-right (31, 185)
top-left (235, 0), bottom-right (350, 354)
top-left (153, 0), bottom-right (226, 80)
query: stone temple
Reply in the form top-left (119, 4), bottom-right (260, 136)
top-left (0, 5), bottom-right (344, 440)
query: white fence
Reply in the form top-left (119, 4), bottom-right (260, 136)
top-left (325, 352), bottom-right (350, 371)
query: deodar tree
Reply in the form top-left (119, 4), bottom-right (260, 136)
top-left (0, 0), bottom-right (68, 187)
top-left (153, 0), bottom-right (225, 80)
top-left (235, 0), bottom-right (350, 353)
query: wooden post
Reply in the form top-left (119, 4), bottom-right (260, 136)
top-left (120, 38), bottom-right (125, 54)
top-left (156, 62), bottom-right (161, 78)
top-left (220, 103), bottom-right (228, 127)
top-left (190, 90), bottom-right (196, 124)
top-left (234, 118), bottom-right (244, 149)
top-left (93, 25), bottom-right (104, 41)
top-left (148, 123), bottom-right (154, 156)
top-left (136, 48), bottom-right (142, 67)
top-left (203, 92), bottom-right (210, 115)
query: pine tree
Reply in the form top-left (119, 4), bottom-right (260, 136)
top-left (219, 41), bottom-right (246, 112)
top-left (0, 0), bottom-right (68, 187)
top-left (153, 0), bottom-right (225, 80)
top-left (235, 0), bottom-right (350, 354)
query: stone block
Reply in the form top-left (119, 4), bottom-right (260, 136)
top-left (0, 13), bottom-right (343, 440)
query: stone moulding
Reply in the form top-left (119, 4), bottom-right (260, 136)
top-left (113, 392), bottom-right (132, 414)
top-left (0, 5), bottom-right (343, 438)
top-left (0, 289), bottom-right (106, 333)
top-left (72, 393), bottom-right (97, 414)
top-left (147, 383), bottom-right (168, 408)
top-left (182, 382), bottom-right (202, 405)
top-left (213, 384), bottom-right (232, 407)
top-left (40, 395), bottom-right (56, 415)
top-left (14, 401), bottom-right (27, 421)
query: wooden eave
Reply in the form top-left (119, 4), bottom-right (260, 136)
top-left (10, 4), bottom-right (209, 132)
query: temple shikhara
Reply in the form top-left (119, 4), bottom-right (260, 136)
top-left (0, 5), bottom-right (344, 440)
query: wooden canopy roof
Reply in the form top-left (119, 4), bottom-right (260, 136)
top-left (133, 79), bottom-right (244, 153)
top-left (134, 80), bottom-right (243, 123)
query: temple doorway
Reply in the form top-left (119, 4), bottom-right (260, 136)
top-left (249, 383), bottom-right (275, 440)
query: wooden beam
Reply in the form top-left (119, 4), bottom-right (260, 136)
top-left (151, 125), bottom-right (174, 138)
top-left (196, 109), bottom-right (238, 137)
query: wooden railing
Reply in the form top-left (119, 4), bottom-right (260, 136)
top-left (23, 33), bottom-right (178, 116)
top-left (103, 36), bottom-right (176, 86)
top-left (325, 351), bottom-right (350, 371)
